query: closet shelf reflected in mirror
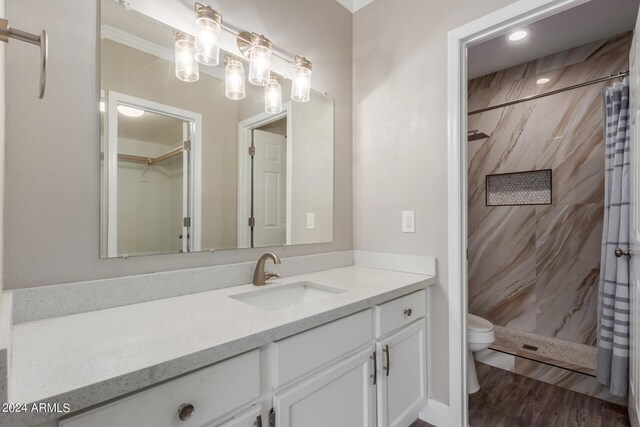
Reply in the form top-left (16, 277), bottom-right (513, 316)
top-left (118, 145), bottom-right (184, 166)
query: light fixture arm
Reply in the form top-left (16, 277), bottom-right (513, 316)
top-left (194, 2), bottom-right (298, 65)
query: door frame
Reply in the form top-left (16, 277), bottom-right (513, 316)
top-left (237, 103), bottom-right (292, 248)
top-left (104, 91), bottom-right (203, 257)
top-left (447, 0), bottom-right (594, 425)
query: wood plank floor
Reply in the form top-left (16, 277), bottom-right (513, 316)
top-left (469, 363), bottom-right (630, 427)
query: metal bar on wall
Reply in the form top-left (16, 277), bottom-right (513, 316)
top-left (0, 18), bottom-right (48, 99)
top-left (468, 70), bottom-right (629, 116)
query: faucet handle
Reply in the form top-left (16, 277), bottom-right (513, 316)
top-left (265, 272), bottom-right (280, 281)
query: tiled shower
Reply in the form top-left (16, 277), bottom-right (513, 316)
top-left (467, 32), bottom-right (631, 404)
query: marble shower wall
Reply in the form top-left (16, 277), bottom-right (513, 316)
top-left (467, 32), bottom-right (632, 347)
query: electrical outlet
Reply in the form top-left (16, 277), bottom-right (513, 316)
top-left (306, 212), bottom-right (316, 230)
top-left (402, 211), bottom-right (415, 233)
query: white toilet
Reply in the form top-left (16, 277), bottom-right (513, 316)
top-left (467, 313), bottom-right (495, 394)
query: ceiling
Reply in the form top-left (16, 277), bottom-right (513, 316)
top-left (468, 0), bottom-right (640, 79)
top-left (117, 108), bottom-right (185, 146)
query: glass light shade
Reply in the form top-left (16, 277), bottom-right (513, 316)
top-left (117, 105), bottom-right (145, 118)
top-left (225, 56), bottom-right (246, 100)
top-left (194, 7), bottom-right (222, 66)
top-left (175, 33), bottom-right (199, 82)
top-left (265, 75), bottom-right (282, 114)
top-left (248, 36), bottom-right (272, 86)
top-left (291, 57), bottom-right (312, 102)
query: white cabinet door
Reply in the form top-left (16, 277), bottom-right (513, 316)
top-left (377, 320), bottom-right (427, 427)
top-left (273, 348), bottom-right (376, 427)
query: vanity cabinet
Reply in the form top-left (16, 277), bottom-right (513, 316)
top-left (217, 405), bottom-right (262, 427)
top-left (376, 321), bottom-right (428, 427)
top-left (271, 290), bottom-right (427, 427)
top-left (272, 309), bottom-right (373, 388)
top-left (59, 350), bottom-right (261, 427)
top-left (272, 349), bottom-right (376, 427)
top-left (57, 290), bottom-right (428, 427)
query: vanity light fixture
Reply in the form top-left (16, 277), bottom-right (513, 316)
top-left (117, 105), bottom-right (145, 118)
top-left (265, 74), bottom-right (283, 114)
top-left (536, 77), bottom-right (550, 85)
top-left (291, 56), bottom-right (312, 102)
top-left (180, 3), bottom-right (314, 105)
top-left (247, 34), bottom-right (273, 86)
top-left (194, 4), bottom-right (222, 66)
top-left (508, 29), bottom-right (528, 41)
top-left (225, 55), bottom-right (246, 100)
top-left (175, 32), bottom-right (199, 82)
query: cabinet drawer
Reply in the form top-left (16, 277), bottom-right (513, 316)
top-left (273, 309), bottom-right (373, 388)
top-left (60, 350), bottom-right (260, 427)
top-left (375, 290), bottom-right (426, 338)
top-left (216, 405), bottom-right (262, 427)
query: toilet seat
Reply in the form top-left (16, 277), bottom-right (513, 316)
top-left (467, 314), bottom-right (495, 345)
top-left (467, 313), bottom-right (494, 333)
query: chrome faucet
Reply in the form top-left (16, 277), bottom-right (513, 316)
top-left (253, 253), bottom-right (281, 286)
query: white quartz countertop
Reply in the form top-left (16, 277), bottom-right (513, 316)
top-left (7, 266), bottom-right (435, 425)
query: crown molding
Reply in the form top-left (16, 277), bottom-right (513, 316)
top-left (334, 0), bottom-right (376, 13)
top-left (101, 25), bottom-right (226, 80)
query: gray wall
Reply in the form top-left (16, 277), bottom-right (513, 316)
top-left (353, 0), bottom-right (517, 404)
top-left (4, 0), bottom-right (353, 288)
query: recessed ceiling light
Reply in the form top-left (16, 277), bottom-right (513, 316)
top-left (117, 105), bottom-right (145, 118)
top-left (537, 78), bottom-right (550, 85)
top-left (508, 30), bottom-right (529, 41)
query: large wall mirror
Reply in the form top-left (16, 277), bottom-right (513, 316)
top-left (99, 0), bottom-right (334, 258)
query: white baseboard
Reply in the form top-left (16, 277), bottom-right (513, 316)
top-left (419, 399), bottom-right (450, 427)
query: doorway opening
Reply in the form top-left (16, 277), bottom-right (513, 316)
top-left (237, 105), bottom-right (292, 248)
top-left (448, 0), bottom-right (640, 425)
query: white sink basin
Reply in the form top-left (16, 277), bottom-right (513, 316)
top-left (229, 282), bottom-right (346, 311)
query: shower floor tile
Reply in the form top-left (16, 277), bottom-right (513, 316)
top-left (491, 326), bottom-right (596, 375)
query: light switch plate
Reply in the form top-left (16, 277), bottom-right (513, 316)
top-left (402, 211), bottom-right (415, 233)
top-left (306, 212), bottom-right (315, 230)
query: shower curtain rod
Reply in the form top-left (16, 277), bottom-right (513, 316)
top-left (468, 70), bottom-right (629, 116)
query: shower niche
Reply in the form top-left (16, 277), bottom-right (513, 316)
top-left (485, 169), bottom-right (552, 206)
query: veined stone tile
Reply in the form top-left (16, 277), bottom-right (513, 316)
top-left (537, 51), bottom-right (630, 96)
top-left (468, 103), bottom-right (537, 207)
top-left (468, 61), bottom-right (536, 93)
top-left (587, 31), bottom-right (633, 58)
top-left (467, 32), bottom-right (624, 356)
top-left (534, 204), bottom-right (602, 345)
top-left (468, 74), bottom-right (536, 112)
top-left (468, 205), bottom-right (536, 331)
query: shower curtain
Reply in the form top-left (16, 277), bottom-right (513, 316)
top-left (597, 78), bottom-right (630, 397)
